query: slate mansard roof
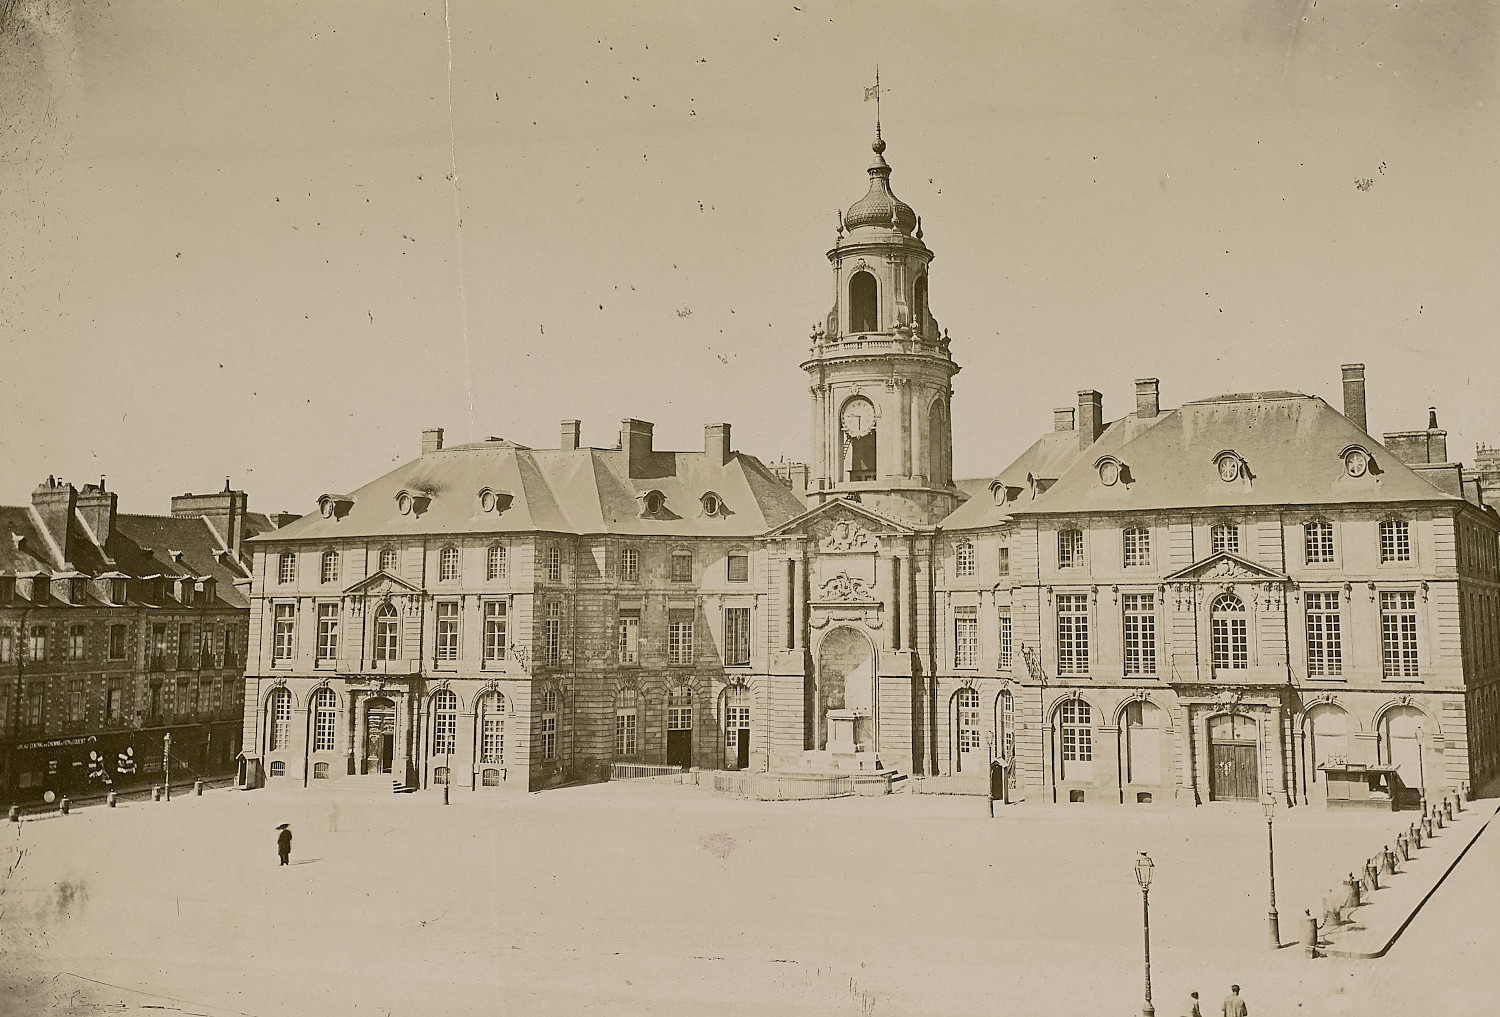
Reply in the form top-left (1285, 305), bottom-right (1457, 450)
top-left (943, 390), bottom-right (1486, 531)
top-left (258, 434), bottom-right (810, 544)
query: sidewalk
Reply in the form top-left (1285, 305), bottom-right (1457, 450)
top-left (1318, 794), bottom-right (1498, 959)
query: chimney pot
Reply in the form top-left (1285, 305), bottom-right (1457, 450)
top-left (1341, 364), bottom-right (1367, 433)
top-left (1053, 407), bottom-right (1076, 432)
top-left (1428, 407), bottom-right (1439, 430)
top-left (1135, 378), bottom-right (1160, 419)
top-left (560, 419), bottom-right (581, 452)
top-left (421, 428), bottom-right (444, 454)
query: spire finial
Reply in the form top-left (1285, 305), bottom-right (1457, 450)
top-left (864, 66), bottom-right (883, 150)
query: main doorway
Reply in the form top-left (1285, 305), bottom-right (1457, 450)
top-left (364, 697), bottom-right (396, 775)
top-left (1208, 713), bottom-right (1259, 801)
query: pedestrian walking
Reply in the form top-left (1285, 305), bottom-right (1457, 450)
top-left (328, 801), bottom-right (340, 833)
top-left (277, 823), bottom-right (293, 866)
top-left (1181, 990), bottom-right (1202, 1017)
top-left (1221, 984), bottom-right (1248, 1017)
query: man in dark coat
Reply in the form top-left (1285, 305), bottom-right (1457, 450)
top-left (277, 824), bottom-right (292, 866)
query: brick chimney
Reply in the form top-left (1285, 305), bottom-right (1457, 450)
top-left (1053, 407), bottom-right (1076, 432)
top-left (421, 428), bottom-right (445, 454)
top-left (77, 479), bottom-right (118, 547)
top-left (620, 419), bottom-right (655, 476)
top-left (30, 476), bottom-right (77, 565)
top-left (560, 419), bottom-right (581, 451)
top-left (1341, 364), bottom-right (1367, 433)
top-left (1077, 390), bottom-right (1104, 449)
top-left (1383, 407), bottom-right (1449, 467)
top-left (172, 483), bottom-right (249, 558)
top-left (1135, 378), bottom-right (1160, 419)
top-left (705, 423), bottom-right (732, 465)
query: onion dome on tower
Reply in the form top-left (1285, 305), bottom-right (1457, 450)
top-left (843, 130), bottom-right (918, 235)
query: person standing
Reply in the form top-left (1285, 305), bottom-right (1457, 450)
top-left (1221, 984), bottom-right (1248, 1017)
top-left (276, 823), bottom-right (293, 866)
top-left (1181, 990), bottom-right (1202, 1017)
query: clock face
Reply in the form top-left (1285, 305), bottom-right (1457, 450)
top-left (841, 403), bottom-right (874, 439)
top-left (1217, 456), bottom-right (1241, 482)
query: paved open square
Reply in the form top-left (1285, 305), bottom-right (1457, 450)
top-left (2, 783), bottom-right (1495, 1016)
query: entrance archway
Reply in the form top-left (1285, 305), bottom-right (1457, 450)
top-left (1379, 705), bottom-right (1429, 793)
top-left (814, 626), bottom-right (876, 751)
top-left (1208, 712), bottom-right (1259, 801)
top-left (364, 697), bottom-right (396, 774)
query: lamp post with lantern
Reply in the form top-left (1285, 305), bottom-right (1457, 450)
top-left (1263, 796), bottom-right (1280, 948)
top-left (1134, 851), bottom-right (1155, 1017)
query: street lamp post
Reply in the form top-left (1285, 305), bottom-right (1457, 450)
top-left (1263, 797), bottom-right (1280, 948)
top-left (163, 732), bottom-right (172, 801)
top-left (1134, 851), bottom-right (1155, 1017)
top-left (444, 748), bottom-right (451, 805)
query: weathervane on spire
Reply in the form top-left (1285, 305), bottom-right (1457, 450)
top-left (863, 66), bottom-right (882, 136)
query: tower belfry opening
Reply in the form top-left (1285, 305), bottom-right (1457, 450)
top-left (801, 125), bottom-right (962, 525)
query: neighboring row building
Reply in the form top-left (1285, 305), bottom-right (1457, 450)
top-left (0, 478), bottom-right (278, 800)
top-left (238, 125), bottom-right (1500, 806)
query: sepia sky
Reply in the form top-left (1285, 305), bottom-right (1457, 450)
top-left (2, 1), bottom-right (1497, 515)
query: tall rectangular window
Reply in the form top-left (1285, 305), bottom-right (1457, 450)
top-left (312, 693), bottom-right (336, 752)
top-left (272, 604), bottom-right (295, 662)
top-left (544, 601), bottom-right (562, 664)
top-left (68, 625), bottom-right (87, 661)
top-left (435, 601), bottom-right (460, 662)
top-left (1056, 594), bottom-right (1089, 675)
top-left (616, 705), bottom-right (638, 756)
top-left (1058, 529), bottom-right (1084, 568)
top-left (1122, 528), bottom-right (1150, 568)
top-left (1304, 521), bottom-right (1335, 564)
top-left (223, 625), bottom-right (239, 668)
top-left (671, 552), bottom-right (693, 583)
top-left (26, 683), bottom-right (43, 730)
top-left (1122, 593), bottom-right (1156, 675)
top-left (316, 603), bottom-right (340, 663)
top-left (1381, 591), bottom-right (1419, 678)
top-left (108, 623), bottom-right (127, 660)
top-left (199, 627), bottom-right (214, 667)
top-left (998, 547), bottom-right (1010, 575)
top-left (482, 714), bottom-right (504, 764)
top-left (68, 679), bottom-right (85, 724)
top-left (618, 610), bottom-right (640, 664)
top-left (107, 686), bottom-right (123, 721)
top-left (724, 606), bottom-right (751, 666)
top-left (727, 553), bottom-right (750, 583)
top-left (1211, 524), bottom-right (1239, 556)
top-left (997, 608), bottom-right (1013, 668)
top-left (619, 547), bottom-right (639, 582)
top-left (483, 601), bottom-right (508, 663)
top-left (439, 547), bottom-right (460, 582)
top-left (0, 627), bottom-right (11, 664)
top-left (956, 542), bottom-right (976, 577)
top-left (541, 691), bottom-right (558, 760)
top-left (1305, 591), bottom-right (1343, 676)
top-left (1380, 519), bottom-right (1411, 563)
top-left (29, 625), bottom-right (48, 663)
top-left (321, 550), bottom-right (340, 585)
top-left (487, 544), bottom-right (507, 581)
top-left (668, 609), bottom-right (694, 665)
top-left (178, 623), bottom-right (193, 668)
top-left (1060, 701), bottom-right (1092, 763)
top-left (278, 552), bottom-right (297, 584)
top-left (954, 606), bottom-right (978, 668)
top-left (546, 547), bottom-right (562, 583)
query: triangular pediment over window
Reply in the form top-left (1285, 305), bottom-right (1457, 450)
top-left (760, 497), bottom-right (919, 547)
top-left (342, 570), bottom-right (423, 596)
top-left (1162, 552), bottom-right (1287, 584)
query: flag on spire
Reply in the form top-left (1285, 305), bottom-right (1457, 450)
top-left (864, 84), bottom-right (880, 101)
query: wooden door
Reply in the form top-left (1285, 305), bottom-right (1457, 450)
top-left (666, 729), bottom-right (691, 769)
top-left (1209, 742), bottom-right (1259, 801)
top-left (736, 727), bottom-right (751, 770)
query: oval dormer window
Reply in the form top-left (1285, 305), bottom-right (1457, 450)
top-left (478, 488), bottom-right (498, 513)
top-left (319, 497), bottom-right (336, 519)
top-left (1214, 451), bottom-right (1242, 483)
top-left (1344, 448), bottom-right (1370, 478)
top-left (702, 494), bottom-right (721, 517)
top-left (1099, 460), bottom-right (1120, 487)
top-left (396, 491), bottom-right (414, 516)
top-left (644, 491), bottom-right (664, 514)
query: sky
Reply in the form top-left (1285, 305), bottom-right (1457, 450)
top-left (2, 1), bottom-right (1497, 516)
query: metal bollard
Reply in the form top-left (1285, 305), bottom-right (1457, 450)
top-left (1346, 874), bottom-right (1362, 909)
top-left (1303, 909), bottom-right (1320, 958)
top-left (107, 789), bottom-right (117, 808)
top-left (1365, 861), bottom-right (1379, 893)
top-left (1423, 815), bottom-right (1434, 838)
top-left (8, 804), bottom-right (18, 823)
top-left (152, 785), bottom-right (162, 802)
top-left (194, 779), bottom-right (204, 797)
top-left (1379, 847), bottom-right (1395, 876)
top-left (1435, 806), bottom-right (1445, 830)
top-left (1410, 821), bottom-right (1423, 849)
top-left (59, 797), bottom-right (69, 815)
top-left (1396, 833), bottom-right (1409, 861)
top-left (1444, 798), bottom-right (1454, 822)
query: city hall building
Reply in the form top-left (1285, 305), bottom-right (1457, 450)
top-left (239, 128), bottom-right (1500, 805)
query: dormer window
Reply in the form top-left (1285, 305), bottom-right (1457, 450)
top-left (111, 579), bottom-right (127, 604)
top-left (199, 578), bottom-right (216, 603)
top-left (396, 491), bottom-right (414, 516)
top-left (70, 578), bottom-right (87, 603)
top-left (701, 492), bottom-right (724, 517)
top-left (180, 580), bottom-right (194, 606)
top-left (641, 490), bottom-right (666, 516)
top-left (32, 576), bottom-right (50, 602)
top-left (1095, 455), bottom-right (1127, 487)
top-left (1213, 450), bottom-right (1244, 483)
top-left (317, 494), bottom-right (354, 520)
top-left (477, 487), bottom-right (512, 513)
top-left (1340, 445), bottom-right (1375, 478)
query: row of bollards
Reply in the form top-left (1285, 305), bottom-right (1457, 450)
top-left (8, 778), bottom-right (207, 821)
top-left (1305, 786), bottom-right (1469, 957)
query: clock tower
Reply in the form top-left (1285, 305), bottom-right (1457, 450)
top-left (802, 127), bottom-right (962, 525)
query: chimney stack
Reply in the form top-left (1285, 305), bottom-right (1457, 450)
top-left (1077, 389), bottom-right (1104, 449)
top-left (705, 423), bottom-right (732, 465)
top-left (1135, 378), bottom-right (1160, 419)
top-left (1341, 364), bottom-right (1367, 433)
top-left (1054, 407), bottom-right (1076, 432)
top-left (560, 419), bottom-right (581, 452)
top-left (30, 476), bottom-right (77, 565)
top-left (77, 482), bottom-right (118, 547)
top-left (421, 428), bottom-right (445, 454)
top-left (1383, 408), bottom-right (1449, 467)
top-left (620, 419), bottom-right (655, 476)
top-left (172, 487), bottom-right (249, 559)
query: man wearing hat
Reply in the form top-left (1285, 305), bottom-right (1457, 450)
top-left (276, 824), bottom-right (293, 866)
